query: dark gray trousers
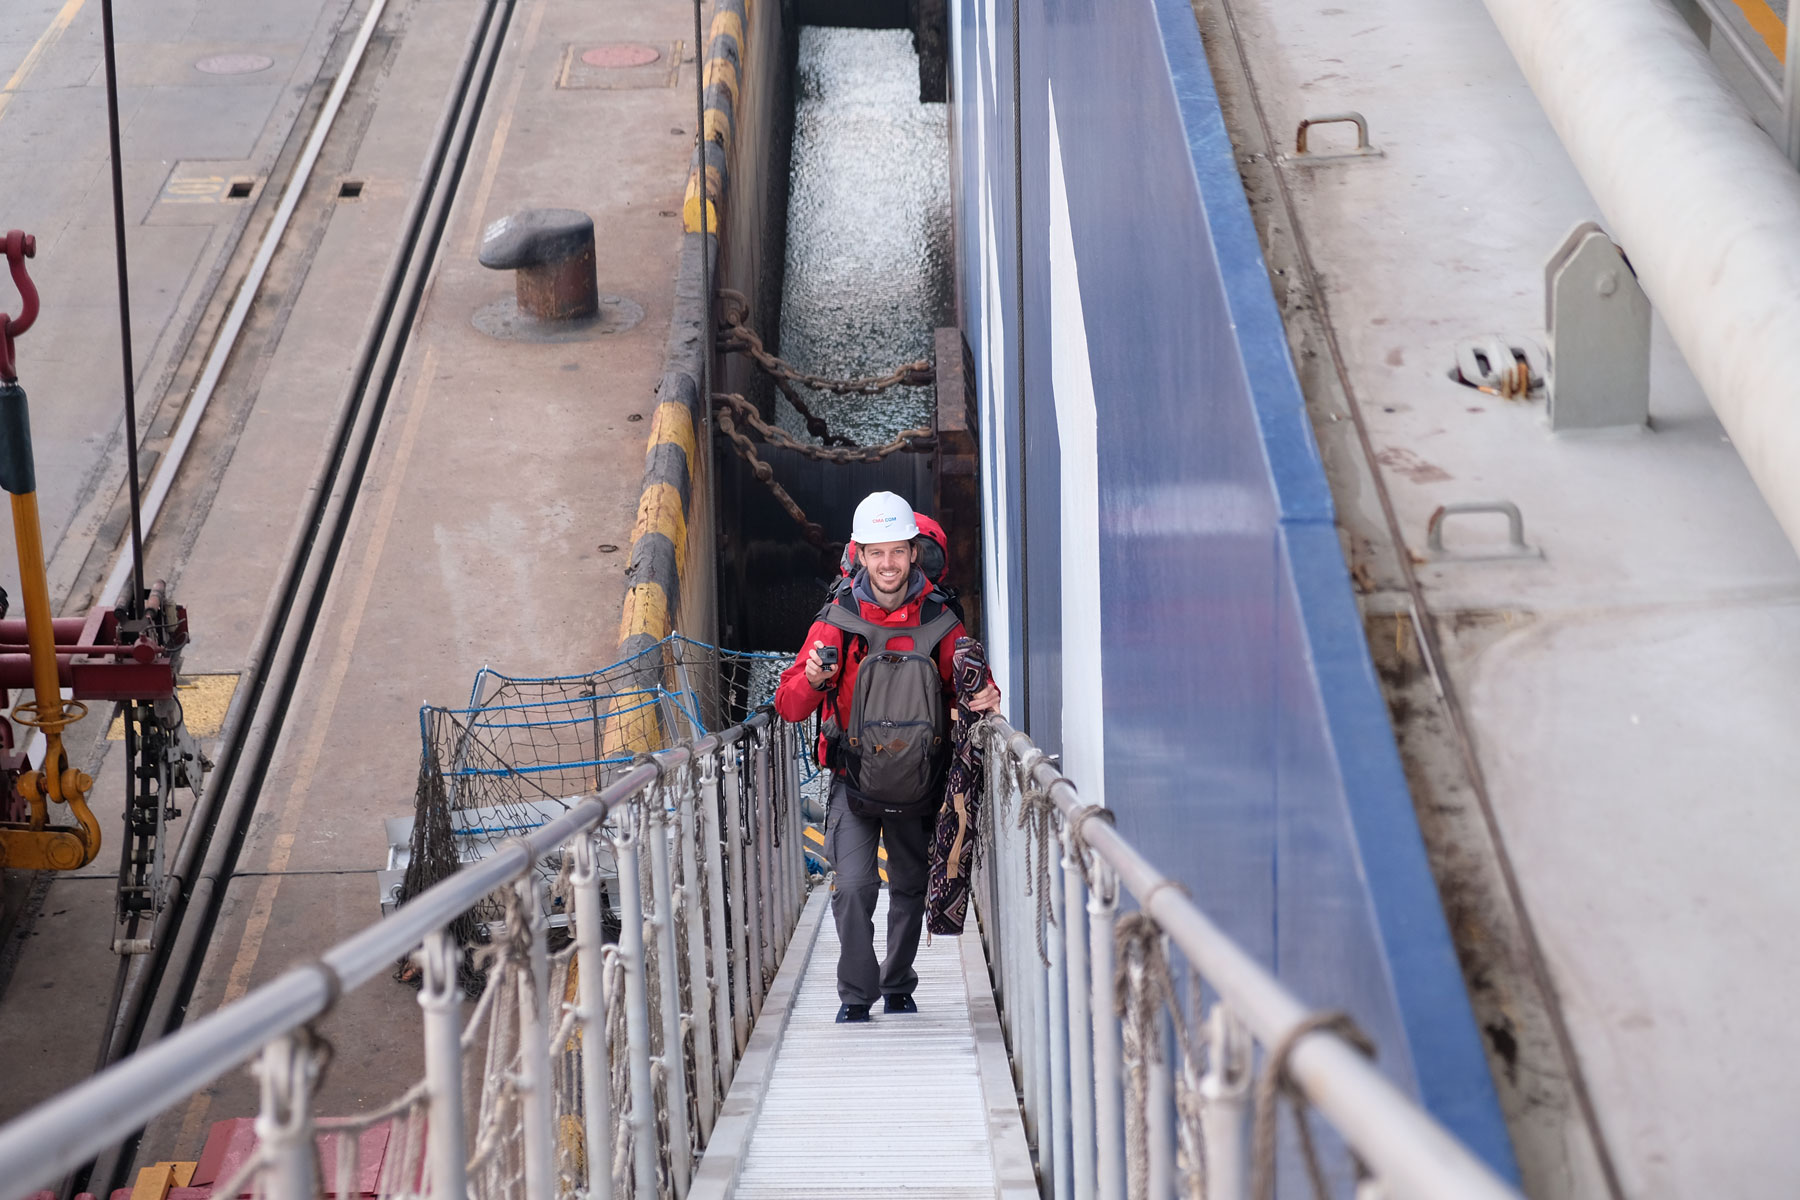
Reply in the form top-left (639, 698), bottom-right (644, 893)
top-left (823, 779), bottom-right (934, 1005)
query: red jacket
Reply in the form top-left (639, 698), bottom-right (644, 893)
top-left (774, 574), bottom-right (989, 746)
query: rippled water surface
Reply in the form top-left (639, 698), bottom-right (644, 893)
top-left (777, 27), bottom-right (951, 444)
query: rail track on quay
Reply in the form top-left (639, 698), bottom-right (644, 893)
top-left (5, 0), bottom-right (522, 1192)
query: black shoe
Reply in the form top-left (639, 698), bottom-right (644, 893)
top-left (836, 1003), bottom-right (872, 1023)
top-left (883, 993), bottom-right (918, 1014)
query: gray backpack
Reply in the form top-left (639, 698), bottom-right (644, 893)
top-left (820, 599), bottom-right (961, 817)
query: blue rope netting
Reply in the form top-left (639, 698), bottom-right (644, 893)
top-left (423, 634), bottom-right (789, 786)
top-left (400, 636), bottom-right (804, 907)
top-left (397, 634), bottom-right (843, 930)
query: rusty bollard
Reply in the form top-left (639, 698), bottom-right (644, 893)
top-left (478, 208), bottom-right (599, 322)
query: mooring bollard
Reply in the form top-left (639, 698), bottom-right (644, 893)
top-left (478, 207), bottom-right (600, 321)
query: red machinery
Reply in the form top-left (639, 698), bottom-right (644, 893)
top-left (0, 229), bottom-right (201, 945)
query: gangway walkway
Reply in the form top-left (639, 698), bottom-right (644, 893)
top-left (0, 693), bottom-right (1522, 1200)
top-left (692, 893), bottom-right (1033, 1199)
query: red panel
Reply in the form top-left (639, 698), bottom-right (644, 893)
top-left (70, 660), bottom-right (174, 701)
top-left (191, 1118), bottom-right (255, 1187)
top-left (189, 1117), bottom-right (398, 1197)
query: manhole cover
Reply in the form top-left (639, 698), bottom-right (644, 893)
top-left (195, 53), bottom-right (274, 75)
top-left (581, 43), bottom-right (660, 68)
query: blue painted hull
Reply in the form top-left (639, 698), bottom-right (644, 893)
top-left (949, 0), bottom-right (1518, 1177)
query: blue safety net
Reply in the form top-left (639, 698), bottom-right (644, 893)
top-left (397, 636), bottom-right (794, 922)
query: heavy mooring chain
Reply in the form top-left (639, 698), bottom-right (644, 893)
top-left (712, 391), bottom-right (937, 556)
top-left (1249, 1010), bottom-right (1379, 1200)
top-left (772, 373), bottom-right (856, 447)
top-left (709, 288), bottom-right (936, 557)
top-left (712, 398), bottom-right (831, 552)
top-left (713, 392), bottom-right (934, 465)
top-left (716, 288), bottom-right (934, 399)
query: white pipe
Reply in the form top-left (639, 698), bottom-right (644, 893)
top-left (1480, 0), bottom-right (1800, 557)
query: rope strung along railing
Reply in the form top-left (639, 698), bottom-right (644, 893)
top-left (0, 709), bottom-right (811, 1200)
top-left (977, 716), bottom-right (1522, 1200)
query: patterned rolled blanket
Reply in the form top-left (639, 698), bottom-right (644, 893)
top-left (926, 636), bottom-right (988, 935)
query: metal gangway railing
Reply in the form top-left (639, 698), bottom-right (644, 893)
top-left (0, 709), bottom-right (1520, 1200)
top-left (975, 718), bottom-right (1519, 1200)
top-left (0, 712), bottom-right (809, 1200)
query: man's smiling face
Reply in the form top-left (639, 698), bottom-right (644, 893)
top-left (860, 539), bottom-right (918, 604)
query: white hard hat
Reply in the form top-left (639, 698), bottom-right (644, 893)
top-left (851, 491), bottom-right (919, 544)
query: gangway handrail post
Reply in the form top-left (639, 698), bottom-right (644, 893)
top-left (569, 834), bottom-right (614, 1200)
top-left (1200, 1003), bottom-right (1252, 1200)
top-left (752, 729), bottom-right (776, 993)
top-left (698, 748), bottom-right (737, 1096)
top-left (417, 930), bottom-right (470, 1200)
top-left (1027, 767), bottom-right (1052, 1163)
top-left (743, 740), bottom-right (767, 1018)
top-left (780, 733), bottom-right (800, 939)
top-left (645, 776), bottom-right (693, 1197)
top-left (514, 875), bottom-right (558, 1200)
top-left (766, 737), bottom-right (787, 962)
top-left (991, 752), bottom-right (1024, 1133)
top-left (678, 761), bottom-right (719, 1140)
top-left (613, 800), bottom-right (660, 1200)
top-left (992, 753), bottom-right (1029, 1141)
top-left (255, 1032), bottom-right (319, 1200)
top-left (785, 731), bottom-right (804, 930)
top-left (1060, 823), bottom-right (1096, 1200)
top-left (1046, 835), bottom-right (1073, 1199)
top-left (721, 741), bottom-right (753, 1045)
top-left (775, 735), bottom-right (791, 957)
top-left (983, 717), bottom-right (1520, 1200)
top-left (1087, 858), bottom-right (1125, 1200)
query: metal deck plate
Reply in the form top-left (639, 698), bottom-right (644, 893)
top-left (731, 892), bottom-right (999, 1198)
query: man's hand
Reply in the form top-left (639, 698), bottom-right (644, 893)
top-left (803, 640), bottom-right (840, 690)
top-left (966, 682), bottom-right (1001, 713)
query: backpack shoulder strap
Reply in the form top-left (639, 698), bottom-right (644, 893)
top-left (821, 602), bottom-right (894, 654)
top-left (912, 606), bottom-right (962, 657)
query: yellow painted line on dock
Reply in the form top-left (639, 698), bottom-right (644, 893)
top-left (1727, 0), bottom-right (1787, 59)
top-left (0, 0), bottom-right (88, 127)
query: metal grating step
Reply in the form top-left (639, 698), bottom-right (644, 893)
top-left (732, 891), bottom-right (1000, 1198)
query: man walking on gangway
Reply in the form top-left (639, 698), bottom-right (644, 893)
top-left (775, 492), bottom-right (999, 1023)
